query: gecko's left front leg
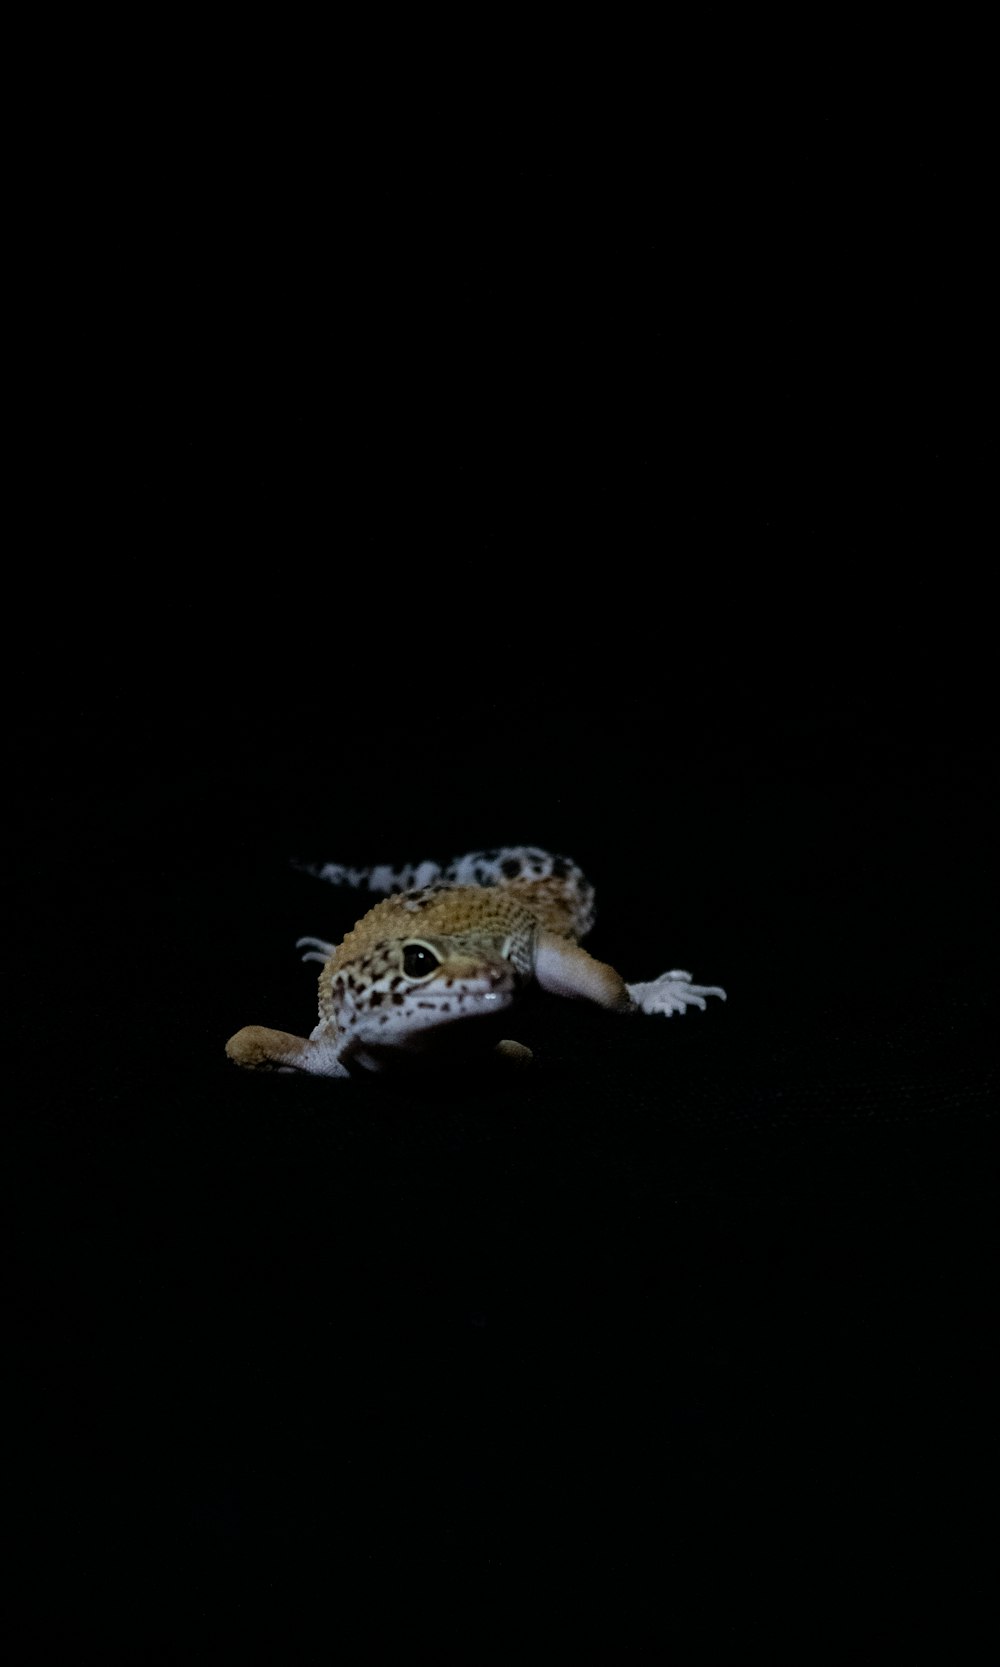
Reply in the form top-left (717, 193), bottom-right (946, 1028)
top-left (534, 933), bottom-right (725, 1016)
top-left (626, 971), bottom-right (726, 1015)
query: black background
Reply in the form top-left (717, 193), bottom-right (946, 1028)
top-left (10, 88), bottom-right (995, 1661)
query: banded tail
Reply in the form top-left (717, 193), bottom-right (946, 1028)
top-left (294, 846), bottom-right (596, 938)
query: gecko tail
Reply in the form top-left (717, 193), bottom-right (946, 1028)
top-left (292, 847), bottom-right (595, 933)
top-left (291, 857), bottom-right (446, 894)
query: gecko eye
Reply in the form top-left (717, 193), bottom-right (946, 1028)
top-left (402, 942), bottom-right (440, 979)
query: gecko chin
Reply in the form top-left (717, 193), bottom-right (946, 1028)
top-left (349, 992), bottom-right (520, 1069)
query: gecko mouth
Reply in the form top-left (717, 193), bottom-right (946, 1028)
top-left (401, 983), bottom-right (518, 1021)
top-left (419, 987), bottom-right (515, 1008)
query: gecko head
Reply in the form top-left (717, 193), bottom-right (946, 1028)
top-left (329, 933), bottom-right (523, 1050)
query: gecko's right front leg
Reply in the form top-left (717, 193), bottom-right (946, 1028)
top-left (225, 1024), bottom-right (350, 1076)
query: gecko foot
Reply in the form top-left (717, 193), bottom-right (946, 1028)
top-left (627, 971), bottom-right (727, 1017)
top-left (494, 1039), bottom-right (534, 1067)
top-left (296, 936), bottom-right (335, 965)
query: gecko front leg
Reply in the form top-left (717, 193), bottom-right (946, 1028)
top-left (225, 1021), bottom-right (351, 1076)
top-left (534, 933), bottom-right (725, 1017)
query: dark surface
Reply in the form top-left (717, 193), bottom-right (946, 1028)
top-left (11, 104), bottom-right (995, 1660)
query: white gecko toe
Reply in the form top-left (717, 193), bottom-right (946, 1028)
top-left (627, 972), bottom-right (727, 1016)
top-left (296, 936), bottom-right (335, 965)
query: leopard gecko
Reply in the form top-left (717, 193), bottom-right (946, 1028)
top-left (225, 845), bottom-right (726, 1078)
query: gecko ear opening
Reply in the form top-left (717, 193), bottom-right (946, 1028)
top-left (402, 942), bottom-right (441, 980)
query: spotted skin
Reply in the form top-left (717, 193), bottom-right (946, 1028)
top-left (226, 846), bottom-right (725, 1078)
